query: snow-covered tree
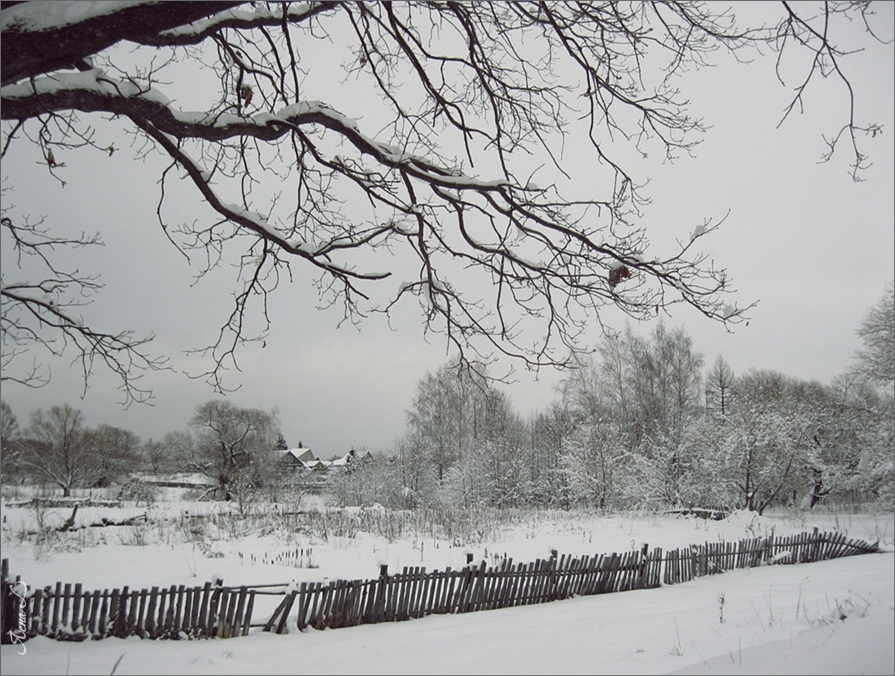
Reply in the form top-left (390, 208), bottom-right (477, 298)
top-left (718, 371), bottom-right (818, 514)
top-left (391, 433), bottom-right (437, 510)
top-left (852, 282), bottom-right (895, 393)
top-left (527, 404), bottom-right (575, 507)
top-left (560, 324), bottom-right (704, 449)
top-left (2, 1), bottom-right (886, 402)
top-left (406, 360), bottom-right (512, 484)
top-left (853, 403), bottom-right (894, 509)
top-left (626, 324), bottom-right (704, 443)
top-left (440, 441), bottom-right (492, 509)
top-left (559, 420), bottom-right (631, 510)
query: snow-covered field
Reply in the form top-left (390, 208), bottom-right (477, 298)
top-left (1, 493), bottom-right (892, 675)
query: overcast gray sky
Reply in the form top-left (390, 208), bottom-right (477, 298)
top-left (2, 2), bottom-right (893, 457)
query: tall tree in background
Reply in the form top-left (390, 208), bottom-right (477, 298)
top-left (705, 356), bottom-right (736, 418)
top-left (528, 404), bottom-right (575, 507)
top-left (626, 324), bottom-right (704, 444)
top-left (140, 438), bottom-right (178, 475)
top-left (82, 423), bottom-right (141, 487)
top-left (719, 371), bottom-right (817, 514)
top-left (19, 404), bottom-right (94, 495)
top-left (852, 282), bottom-right (895, 392)
top-left (0, 399), bottom-right (24, 483)
top-left (556, 324), bottom-right (704, 506)
top-left (391, 434), bottom-right (435, 509)
top-left (185, 399), bottom-right (281, 506)
top-left (406, 361), bottom-right (505, 483)
top-left (2, 1), bottom-right (886, 402)
top-left (442, 395), bottom-right (528, 509)
top-left (840, 283), bottom-right (895, 507)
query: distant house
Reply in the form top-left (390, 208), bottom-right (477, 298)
top-left (329, 449), bottom-right (355, 469)
top-left (329, 448), bottom-right (373, 471)
top-left (279, 448), bottom-right (319, 470)
top-left (278, 447), bottom-right (373, 483)
top-left (305, 459), bottom-right (329, 472)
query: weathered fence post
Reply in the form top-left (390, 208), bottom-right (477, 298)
top-left (3, 528), bottom-right (881, 643)
top-left (0, 559), bottom-right (10, 644)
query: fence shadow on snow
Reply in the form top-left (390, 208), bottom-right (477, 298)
top-left (0, 527), bottom-right (881, 644)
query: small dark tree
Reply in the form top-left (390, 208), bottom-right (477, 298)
top-left (0, 399), bottom-right (24, 483)
top-left (705, 356), bottom-right (736, 418)
top-left (186, 399), bottom-right (281, 507)
top-left (19, 404), bottom-right (91, 496)
top-left (81, 423), bottom-right (141, 487)
top-left (140, 438), bottom-right (176, 475)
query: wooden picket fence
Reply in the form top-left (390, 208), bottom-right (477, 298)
top-left (0, 558), bottom-right (269, 642)
top-left (662, 528), bottom-right (880, 584)
top-left (1, 528), bottom-right (880, 644)
top-left (272, 544), bottom-right (662, 632)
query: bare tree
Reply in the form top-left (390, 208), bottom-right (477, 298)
top-left (705, 356), bottom-right (736, 418)
top-left (0, 399), bottom-right (24, 483)
top-left (19, 404), bottom-right (92, 496)
top-left (0, 399), bottom-right (18, 444)
top-left (1, 1), bottom-right (887, 401)
top-left (7, 400), bottom-right (142, 491)
top-left (185, 399), bottom-right (281, 506)
top-left (81, 423), bottom-right (141, 487)
top-left (407, 359), bottom-right (506, 482)
top-left (628, 324), bottom-right (704, 442)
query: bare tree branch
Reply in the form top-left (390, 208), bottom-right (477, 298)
top-left (1, 0), bottom-right (886, 397)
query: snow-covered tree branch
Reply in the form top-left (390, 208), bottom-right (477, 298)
top-left (1, 1), bottom-right (887, 399)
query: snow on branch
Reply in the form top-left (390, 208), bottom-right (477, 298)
top-left (1, 0), bottom-right (882, 396)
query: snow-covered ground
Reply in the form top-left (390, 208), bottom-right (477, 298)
top-left (1, 496), bottom-right (892, 675)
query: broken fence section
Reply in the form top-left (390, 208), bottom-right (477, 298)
top-left (1, 528), bottom-right (880, 644)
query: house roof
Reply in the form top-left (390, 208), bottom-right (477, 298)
top-left (279, 448), bottom-right (371, 472)
top-left (280, 448), bottom-right (318, 464)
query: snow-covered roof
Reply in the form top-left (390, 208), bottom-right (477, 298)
top-left (280, 448), bottom-right (317, 464)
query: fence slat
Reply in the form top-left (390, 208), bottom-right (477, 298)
top-left (5, 528), bottom-right (880, 645)
top-left (276, 591), bottom-right (297, 635)
top-left (242, 590), bottom-right (255, 636)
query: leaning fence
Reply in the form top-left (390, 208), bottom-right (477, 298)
top-left (0, 528), bottom-right (880, 644)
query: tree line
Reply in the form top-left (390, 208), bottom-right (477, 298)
top-left (0, 399), bottom-right (284, 508)
top-left (331, 284), bottom-right (893, 514)
top-left (2, 284), bottom-right (891, 514)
